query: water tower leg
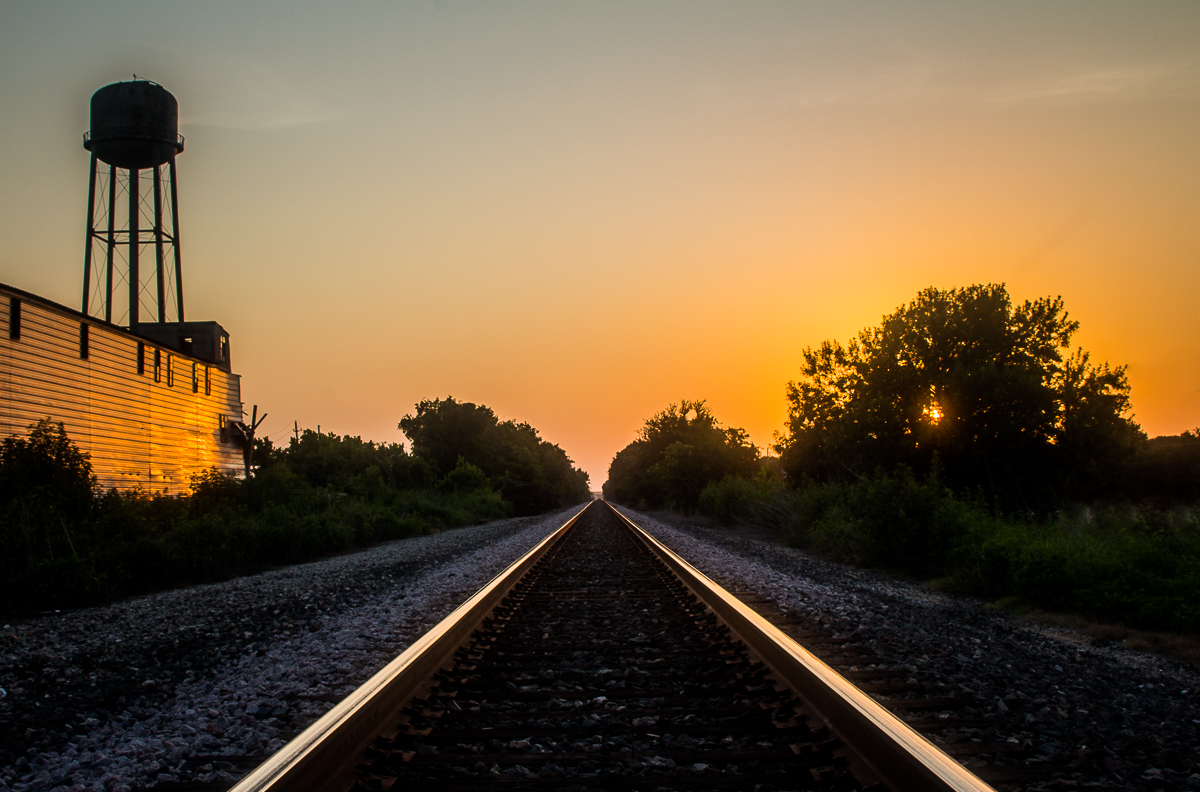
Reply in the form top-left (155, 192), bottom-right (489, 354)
top-left (128, 167), bottom-right (139, 328)
top-left (83, 153), bottom-right (97, 314)
top-left (169, 157), bottom-right (184, 322)
top-left (153, 164), bottom-right (166, 323)
top-left (105, 164), bottom-right (116, 324)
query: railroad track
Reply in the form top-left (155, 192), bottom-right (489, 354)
top-left (228, 501), bottom-right (1004, 792)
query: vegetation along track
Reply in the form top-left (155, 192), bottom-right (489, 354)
top-left (230, 502), bottom-right (995, 792)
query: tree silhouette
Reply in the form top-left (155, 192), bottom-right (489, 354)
top-left (0, 418), bottom-right (96, 523)
top-left (604, 400), bottom-right (759, 511)
top-left (775, 285), bottom-right (1142, 509)
top-left (400, 396), bottom-right (590, 514)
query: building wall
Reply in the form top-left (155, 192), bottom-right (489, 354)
top-left (0, 285), bottom-right (243, 493)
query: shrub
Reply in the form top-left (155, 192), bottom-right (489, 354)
top-left (695, 466), bottom-right (1200, 634)
top-left (697, 467), bottom-right (789, 526)
top-left (0, 405), bottom-right (560, 616)
top-left (606, 401), bottom-right (761, 512)
top-left (443, 457), bottom-right (491, 492)
top-left (782, 467), bottom-right (988, 573)
top-left (947, 504), bottom-right (1200, 631)
top-left (698, 476), bottom-right (759, 524)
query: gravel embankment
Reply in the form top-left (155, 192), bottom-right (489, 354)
top-left (0, 505), bottom-right (585, 792)
top-left (618, 507), bottom-right (1200, 792)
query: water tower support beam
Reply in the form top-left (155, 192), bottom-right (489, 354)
top-left (153, 163), bottom-right (166, 322)
top-left (104, 164), bottom-right (116, 323)
top-left (82, 153), bottom-right (97, 314)
top-left (169, 157), bottom-right (184, 322)
top-left (128, 168), bottom-right (139, 328)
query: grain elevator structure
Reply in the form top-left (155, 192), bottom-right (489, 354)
top-left (0, 79), bottom-right (246, 492)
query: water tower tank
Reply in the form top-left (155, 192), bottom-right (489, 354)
top-left (84, 80), bottom-right (183, 170)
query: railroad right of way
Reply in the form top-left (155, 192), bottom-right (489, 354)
top-left (234, 502), bottom-right (994, 792)
top-left (623, 507), bottom-right (1200, 792)
top-left (353, 501), bottom-right (870, 791)
top-left (0, 507), bottom-right (585, 792)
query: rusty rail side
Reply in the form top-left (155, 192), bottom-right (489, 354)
top-left (228, 502), bottom-right (593, 792)
top-left (608, 502), bottom-right (995, 792)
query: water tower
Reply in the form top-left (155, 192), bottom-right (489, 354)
top-left (82, 79), bottom-right (186, 327)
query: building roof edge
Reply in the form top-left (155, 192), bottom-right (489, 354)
top-left (0, 281), bottom-right (238, 372)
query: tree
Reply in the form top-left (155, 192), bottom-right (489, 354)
top-left (399, 396), bottom-right (590, 514)
top-left (775, 285), bottom-right (1142, 509)
top-left (1124, 430), bottom-right (1200, 504)
top-left (604, 400), bottom-right (760, 511)
top-left (0, 418), bottom-right (96, 522)
top-left (0, 419), bottom-right (97, 571)
top-left (398, 398), bottom-right (500, 478)
top-left (281, 429), bottom-right (417, 493)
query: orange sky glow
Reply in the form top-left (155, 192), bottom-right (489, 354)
top-left (2, 2), bottom-right (1198, 487)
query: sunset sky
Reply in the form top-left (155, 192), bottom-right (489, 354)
top-left (1, 2), bottom-right (1198, 487)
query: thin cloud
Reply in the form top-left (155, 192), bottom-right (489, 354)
top-left (987, 61), bottom-right (1200, 106)
top-left (766, 57), bottom-right (1200, 113)
top-left (772, 56), bottom-right (966, 111)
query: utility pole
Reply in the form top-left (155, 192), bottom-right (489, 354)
top-left (293, 420), bottom-right (300, 443)
top-left (235, 405), bottom-right (267, 479)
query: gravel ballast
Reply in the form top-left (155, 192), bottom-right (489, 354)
top-left (7, 501), bottom-right (1198, 792)
top-left (619, 506), bottom-right (1200, 792)
top-left (0, 505), bottom-right (584, 792)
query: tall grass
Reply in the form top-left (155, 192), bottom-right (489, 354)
top-left (949, 505), bottom-right (1200, 632)
top-left (697, 470), bottom-right (1200, 634)
top-left (1, 436), bottom-right (512, 616)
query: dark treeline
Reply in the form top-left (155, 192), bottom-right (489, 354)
top-left (1, 397), bottom-right (589, 615)
top-left (604, 285), bottom-right (1200, 635)
top-left (398, 397), bottom-right (591, 516)
top-left (603, 400), bottom-right (760, 512)
top-left (776, 284), bottom-right (1146, 510)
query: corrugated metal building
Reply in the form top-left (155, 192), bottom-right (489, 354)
top-left (0, 282), bottom-right (244, 493)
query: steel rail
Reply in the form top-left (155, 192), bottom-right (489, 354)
top-left (608, 501), bottom-right (995, 792)
top-left (227, 503), bottom-right (592, 792)
top-left (231, 498), bottom-right (994, 792)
